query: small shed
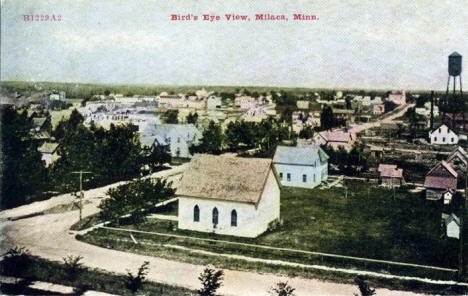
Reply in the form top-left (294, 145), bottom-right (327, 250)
top-left (378, 164), bottom-right (404, 186)
top-left (442, 213), bottom-right (460, 239)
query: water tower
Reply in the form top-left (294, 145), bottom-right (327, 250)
top-left (444, 52), bottom-right (463, 125)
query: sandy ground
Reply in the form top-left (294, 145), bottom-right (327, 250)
top-left (0, 165), bottom-right (428, 296)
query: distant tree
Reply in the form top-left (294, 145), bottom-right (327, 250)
top-left (99, 178), bottom-right (174, 225)
top-left (190, 121), bottom-right (223, 155)
top-left (161, 110), bottom-right (179, 124)
top-left (187, 112), bottom-right (199, 124)
top-left (384, 101), bottom-right (397, 113)
top-left (141, 143), bottom-right (171, 173)
top-left (104, 89), bottom-right (111, 96)
top-left (197, 268), bottom-right (224, 296)
top-left (353, 277), bottom-right (376, 296)
top-left (345, 97), bottom-right (352, 110)
top-left (268, 281), bottom-right (296, 296)
top-left (63, 255), bottom-right (86, 283)
top-left (320, 106), bottom-right (334, 130)
top-left (126, 261), bottom-right (150, 295)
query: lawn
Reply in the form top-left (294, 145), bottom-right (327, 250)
top-left (79, 180), bottom-right (467, 292)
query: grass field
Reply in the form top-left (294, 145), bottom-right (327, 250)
top-left (79, 180), bottom-right (467, 293)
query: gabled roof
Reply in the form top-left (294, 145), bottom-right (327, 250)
top-left (448, 146), bottom-right (468, 165)
top-left (427, 161), bottom-right (458, 178)
top-left (140, 124), bottom-right (200, 147)
top-left (378, 164), bottom-right (403, 178)
top-left (273, 144), bottom-right (329, 166)
top-left (429, 124), bottom-right (456, 135)
top-left (443, 213), bottom-right (460, 226)
top-left (38, 142), bottom-right (59, 154)
top-left (176, 154), bottom-right (273, 205)
top-left (318, 130), bottom-right (354, 143)
top-left (425, 176), bottom-right (457, 190)
top-left (32, 117), bottom-right (47, 128)
top-left (450, 52), bottom-right (462, 57)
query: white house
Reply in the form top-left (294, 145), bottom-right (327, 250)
top-left (206, 96), bottom-right (222, 109)
top-left (140, 124), bottom-right (201, 158)
top-left (37, 142), bottom-right (60, 167)
top-left (176, 154), bottom-right (280, 238)
top-left (273, 144), bottom-right (329, 189)
top-left (442, 213), bottom-right (460, 239)
top-left (429, 124), bottom-right (458, 145)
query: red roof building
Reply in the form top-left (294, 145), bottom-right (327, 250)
top-left (424, 161), bottom-right (458, 200)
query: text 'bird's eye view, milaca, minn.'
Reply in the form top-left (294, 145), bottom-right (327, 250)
top-left (1, 0), bottom-right (468, 295)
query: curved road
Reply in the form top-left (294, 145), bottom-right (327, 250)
top-left (1, 166), bottom-right (425, 296)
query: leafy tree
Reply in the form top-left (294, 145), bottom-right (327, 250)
top-left (384, 101), bottom-right (397, 113)
top-left (104, 89), bottom-right (111, 96)
top-left (353, 277), bottom-right (376, 296)
top-left (141, 143), bottom-right (171, 173)
top-left (99, 178), bottom-right (174, 225)
top-left (320, 106), bottom-right (334, 130)
top-left (126, 261), bottom-right (150, 295)
top-left (63, 255), bottom-right (86, 283)
top-left (268, 281), bottom-right (296, 296)
top-left (187, 112), bottom-right (199, 124)
top-left (1, 106), bottom-right (47, 209)
top-left (190, 121), bottom-right (223, 155)
top-left (197, 268), bottom-right (224, 296)
top-left (161, 110), bottom-right (179, 124)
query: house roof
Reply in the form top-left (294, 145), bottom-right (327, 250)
top-left (318, 130), bottom-right (354, 143)
top-left (448, 146), bottom-right (468, 165)
top-left (140, 124), bottom-right (200, 147)
top-left (424, 176), bottom-right (457, 190)
top-left (38, 142), bottom-right (59, 154)
top-left (443, 213), bottom-right (460, 226)
top-left (32, 117), bottom-right (47, 128)
top-left (450, 52), bottom-right (462, 57)
top-left (429, 124), bottom-right (456, 135)
top-left (427, 161), bottom-right (458, 178)
top-left (378, 164), bottom-right (403, 178)
top-left (273, 144), bottom-right (329, 166)
top-left (176, 154), bottom-right (273, 204)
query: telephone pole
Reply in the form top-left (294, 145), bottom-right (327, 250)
top-left (70, 171), bottom-right (93, 222)
top-left (459, 167), bottom-right (467, 279)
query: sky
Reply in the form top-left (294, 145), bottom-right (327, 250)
top-left (1, 0), bottom-right (467, 90)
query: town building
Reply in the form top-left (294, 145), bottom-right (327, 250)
top-left (206, 96), bottom-right (222, 109)
top-left (387, 90), bottom-right (406, 105)
top-left (140, 124), bottom-right (201, 158)
top-left (447, 146), bottom-right (468, 176)
top-left (429, 124), bottom-right (458, 145)
top-left (442, 213), bottom-right (460, 239)
top-left (424, 161), bottom-right (458, 200)
top-left (176, 154), bottom-right (280, 238)
top-left (273, 144), bottom-right (329, 189)
top-left (296, 100), bottom-right (309, 110)
top-left (38, 142), bottom-right (60, 167)
top-left (378, 164), bottom-right (404, 186)
top-left (314, 130), bottom-right (356, 151)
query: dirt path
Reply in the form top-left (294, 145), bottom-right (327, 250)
top-left (1, 165), bottom-right (426, 296)
top-left (348, 103), bottom-right (413, 134)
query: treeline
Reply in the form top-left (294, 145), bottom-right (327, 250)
top-left (321, 144), bottom-right (369, 175)
top-left (1, 107), bottom-right (170, 209)
top-left (190, 119), bottom-right (293, 157)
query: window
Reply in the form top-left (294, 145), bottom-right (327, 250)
top-left (443, 137), bottom-right (446, 143)
top-left (302, 174), bottom-right (307, 182)
top-left (433, 137), bottom-right (437, 142)
top-left (287, 173), bottom-right (291, 181)
top-left (193, 205), bottom-right (200, 222)
top-left (231, 210), bottom-right (237, 227)
top-left (313, 174), bottom-right (316, 182)
top-left (451, 137), bottom-right (455, 143)
top-left (439, 128), bottom-right (441, 133)
top-left (212, 207), bottom-right (219, 226)
top-left (279, 172), bottom-right (283, 180)
top-left (177, 137), bottom-right (181, 143)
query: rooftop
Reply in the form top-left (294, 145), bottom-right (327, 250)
top-left (176, 154), bottom-right (273, 204)
top-left (273, 144), bottom-right (329, 166)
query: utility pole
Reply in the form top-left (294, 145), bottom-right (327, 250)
top-left (70, 171), bottom-right (92, 222)
top-left (459, 167), bottom-right (467, 279)
top-left (430, 91), bottom-right (434, 130)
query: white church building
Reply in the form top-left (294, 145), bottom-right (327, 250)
top-left (429, 124), bottom-right (459, 145)
top-left (176, 154), bottom-right (280, 238)
top-left (273, 144), bottom-right (329, 189)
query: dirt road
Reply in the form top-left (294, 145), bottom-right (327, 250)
top-left (1, 165), bottom-right (425, 296)
top-left (348, 103), bottom-right (413, 134)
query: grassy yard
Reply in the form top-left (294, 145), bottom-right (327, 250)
top-left (79, 181), bottom-right (467, 293)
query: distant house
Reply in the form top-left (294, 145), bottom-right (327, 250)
top-left (429, 124), bottom-right (458, 145)
top-left (314, 130), bottom-right (356, 151)
top-left (207, 96), bottom-right (222, 109)
top-left (424, 161), bottom-right (458, 200)
top-left (442, 213), bottom-right (460, 239)
top-left (296, 100), bottom-right (310, 110)
top-left (387, 91), bottom-right (406, 105)
top-left (176, 154), bottom-right (280, 238)
top-left (38, 142), bottom-right (60, 167)
top-left (140, 124), bottom-right (201, 158)
top-left (273, 144), bottom-right (329, 189)
top-left (373, 104), bottom-right (385, 115)
top-left (447, 146), bottom-right (468, 176)
top-left (378, 164), bottom-right (404, 186)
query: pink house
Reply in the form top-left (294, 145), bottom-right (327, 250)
top-left (314, 130), bottom-right (356, 151)
top-left (388, 91), bottom-right (406, 105)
